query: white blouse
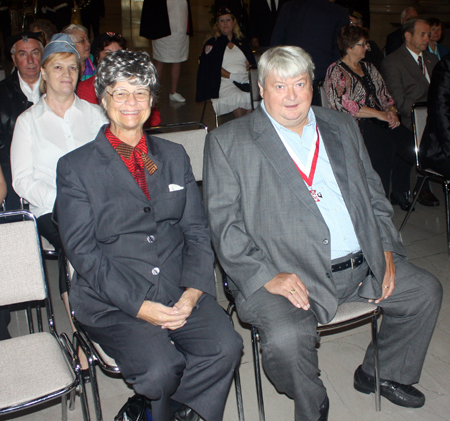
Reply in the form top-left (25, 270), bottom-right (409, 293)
top-left (11, 94), bottom-right (108, 218)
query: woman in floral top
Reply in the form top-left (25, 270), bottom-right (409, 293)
top-left (325, 25), bottom-right (414, 209)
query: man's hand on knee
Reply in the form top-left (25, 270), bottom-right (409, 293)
top-left (371, 251), bottom-right (396, 303)
top-left (264, 273), bottom-right (310, 310)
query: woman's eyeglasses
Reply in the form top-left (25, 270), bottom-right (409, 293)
top-left (107, 89), bottom-right (151, 103)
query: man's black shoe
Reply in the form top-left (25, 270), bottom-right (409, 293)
top-left (171, 404), bottom-right (204, 421)
top-left (318, 395), bottom-right (329, 420)
top-left (354, 365), bottom-right (425, 408)
top-left (390, 191), bottom-right (414, 212)
top-left (416, 188), bottom-right (440, 207)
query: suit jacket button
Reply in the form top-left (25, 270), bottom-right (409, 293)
top-left (147, 235), bottom-right (155, 243)
top-left (323, 239), bottom-right (329, 245)
top-left (144, 206), bottom-right (151, 213)
top-left (152, 267), bottom-right (160, 275)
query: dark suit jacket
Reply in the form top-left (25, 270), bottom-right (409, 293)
top-left (204, 106), bottom-right (406, 324)
top-left (381, 45), bottom-right (438, 131)
top-left (0, 70), bottom-right (33, 163)
top-left (385, 27), bottom-right (402, 56)
top-left (249, 0), bottom-right (288, 47)
top-left (270, 0), bottom-right (349, 80)
top-left (420, 53), bottom-right (450, 174)
top-left (56, 126), bottom-right (215, 328)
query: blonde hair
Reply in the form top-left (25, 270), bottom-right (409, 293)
top-left (212, 13), bottom-right (243, 39)
top-left (40, 51), bottom-right (80, 94)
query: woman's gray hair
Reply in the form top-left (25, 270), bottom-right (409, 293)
top-left (258, 46), bottom-right (315, 88)
top-left (95, 50), bottom-right (159, 104)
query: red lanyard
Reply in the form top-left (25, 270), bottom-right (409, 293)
top-left (293, 126), bottom-right (320, 187)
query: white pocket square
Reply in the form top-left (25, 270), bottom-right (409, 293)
top-left (168, 184), bottom-right (184, 192)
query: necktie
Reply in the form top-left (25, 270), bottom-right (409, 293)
top-left (270, 0), bottom-right (277, 17)
top-left (418, 56), bottom-right (424, 75)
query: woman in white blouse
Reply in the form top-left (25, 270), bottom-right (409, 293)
top-left (11, 34), bottom-right (108, 304)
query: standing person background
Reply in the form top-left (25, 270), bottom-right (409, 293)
top-left (78, 0), bottom-right (105, 39)
top-left (270, 0), bottom-right (349, 105)
top-left (140, 0), bottom-right (192, 103)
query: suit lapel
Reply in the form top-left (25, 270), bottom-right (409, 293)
top-left (400, 45), bottom-right (429, 85)
top-left (145, 134), bottom-right (163, 200)
top-left (251, 108), bottom-right (325, 222)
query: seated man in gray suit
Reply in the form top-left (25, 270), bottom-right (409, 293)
top-left (203, 46), bottom-right (442, 421)
top-left (382, 18), bottom-right (440, 209)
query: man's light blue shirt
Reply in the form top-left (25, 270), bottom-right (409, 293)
top-left (261, 101), bottom-right (361, 260)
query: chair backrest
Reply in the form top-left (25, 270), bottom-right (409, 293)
top-left (319, 83), bottom-right (329, 108)
top-left (249, 65), bottom-right (262, 110)
top-left (0, 211), bottom-right (48, 307)
top-left (411, 102), bottom-right (428, 169)
top-left (146, 122), bottom-right (208, 182)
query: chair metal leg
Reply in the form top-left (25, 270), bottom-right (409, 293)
top-left (234, 365), bottom-right (245, 421)
top-left (61, 393), bottom-right (68, 421)
top-left (26, 305), bottom-right (34, 333)
top-left (251, 326), bottom-right (265, 421)
top-left (78, 373), bottom-right (91, 421)
top-left (399, 176), bottom-right (428, 233)
top-left (223, 304), bottom-right (245, 420)
top-left (371, 314), bottom-right (381, 411)
top-left (445, 183), bottom-right (450, 256)
top-left (88, 358), bottom-right (103, 421)
top-left (36, 304), bottom-right (43, 332)
top-left (69, 388), bottom-right (76, 410)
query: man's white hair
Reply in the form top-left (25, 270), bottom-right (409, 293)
top-left (258, 46), bottom-right (315, 89)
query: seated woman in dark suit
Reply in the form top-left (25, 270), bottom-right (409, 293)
top-left (56, 50), bottom-right (243, 421)
top-left (420, 53), bottom-right (450, 178)
top-left (325, 25), bottom-right (414, 210)
top-left (196, 7), bottom-right (256, 119)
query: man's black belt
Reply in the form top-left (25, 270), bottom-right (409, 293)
top-left (331, 252), bottom-right (364, 272)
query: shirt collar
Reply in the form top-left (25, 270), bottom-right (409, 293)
top-left (406, 47), bottom-right (423, 63)
top-left (34, 93), bottom-right (80, 118)
top-left (261, 100), bottom-right (316, 135)
top-left (17, 72), bottom-right (41, 100)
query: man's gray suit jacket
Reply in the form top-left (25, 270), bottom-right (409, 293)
top-left (381, 45), bottom-right (438, 131)
top-left (203, 106), bottom-right (406, 324)
top-left (56, 126), bottom-right (216, 328)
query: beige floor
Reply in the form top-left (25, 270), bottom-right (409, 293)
top-left (2, 4), bottom-right (450, 421)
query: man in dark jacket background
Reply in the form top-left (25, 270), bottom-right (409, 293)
top-left (270, 0), bottom-right (349, 105)
top-left (0, 31), bottom-right (44, 211)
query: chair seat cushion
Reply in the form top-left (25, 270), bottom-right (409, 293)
top-left (0, 332), bottom-right (76, 410)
